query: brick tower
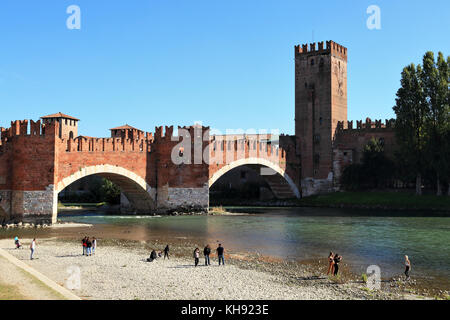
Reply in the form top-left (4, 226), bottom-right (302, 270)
top-left (41, 112), bottom-right (79, 139)
top-left (294, 40), bottom-right (348, 196)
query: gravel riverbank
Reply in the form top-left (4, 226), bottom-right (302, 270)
top-left (0, 238), bottom-right (428, 300)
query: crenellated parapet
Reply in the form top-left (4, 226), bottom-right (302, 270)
top-left (0, 119), bottom-right (59, 145)
top-left (209, 134), bottom-right (287, 167)
top-left (154, 125), bottom-right (211, 143)
top-left (62, 136), bottom-right (152, 153)
top-left (336, 118), bottom-right (396, 132)
top-left (295, 40), bottom-right (347, 61)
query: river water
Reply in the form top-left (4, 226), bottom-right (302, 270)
top-left (2, 206), bottom-right (450, 291)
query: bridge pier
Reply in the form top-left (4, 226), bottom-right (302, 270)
top-left (0, 187), bottom-right (56, 225)
top-left (156, 184), bottom-right (209, 213)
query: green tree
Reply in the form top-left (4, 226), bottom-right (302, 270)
top-left (340, 138), bottom-right (394, 190)
top-left (421, 52), bottom-right (450, 195)
top-left (361, 137), bottom-right (395, 188)
top-left (99, 178), bottom-right (121, 204)
top-left (393, 63), bottom-right (428, 195)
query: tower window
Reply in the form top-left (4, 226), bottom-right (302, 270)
top-left (304, 82), bottom-right (307, 88)
top-left (314, 154), bottom-right (320, 164)
top-left (311, 59), bottom-right (315, 66)
top-left (319, 117), bottom-right (323, 125)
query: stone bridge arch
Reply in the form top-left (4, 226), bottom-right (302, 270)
top-left (209, 158), bottom-right (300, 199)
top-left (56, 164), bottom-right (156, 222)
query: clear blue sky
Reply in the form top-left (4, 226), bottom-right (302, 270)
top-left (0, 0), bottom-right (449, 137)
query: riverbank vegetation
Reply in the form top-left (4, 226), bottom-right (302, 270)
top-left (59, 178), bottom-right (121, 205)
top-left (298, 191), bottom-right (450, 211)
top-left (341, 51), bottom-right (449, 196)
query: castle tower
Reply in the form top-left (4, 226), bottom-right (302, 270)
top-left (41, 112), bottom-right (79, 139)
top-left (294, 41), bottom-right (348, 196)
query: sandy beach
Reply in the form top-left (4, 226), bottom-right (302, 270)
top-left (0, 237), bottom-right (427, 300)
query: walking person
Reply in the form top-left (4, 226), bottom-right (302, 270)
top-left (326, 252), bottom-right (334, 276)
top-left (86, 237), bottom-right (92, 256)
top-left (204, 244), bottom-right (211, 266)
top-left (92, 237), bottom-right (97, 255)
top-left (333, 253), bottom-right (342, 276)
top-left (194, 248), bottom-right (200, 267)
top-left (81, 236), bottom-right (87, 256)
top-left (404, 255), bottom-right (411, 281)
top-left (30, 238), bottom-right (36, 260)
top-left (164, 245), bottom-right (170, 260)
top-left (217, 244), bottom-right (225, 266)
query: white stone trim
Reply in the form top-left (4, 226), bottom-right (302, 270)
top-left (56, 164), bottom-right (154, 200)
top-left (209, 157), bottom-right (300, 198)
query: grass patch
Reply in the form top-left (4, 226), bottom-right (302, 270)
top-left (209, 206), bottom-right (228, 215)
top-left (0, 283), bottom-right (27, 300)
top-left (298, 191), bottom-right (450, 210)
top-left (361, 273), bottom-right (368, 284)
top-left (58, 202), bottom-right (106, 209)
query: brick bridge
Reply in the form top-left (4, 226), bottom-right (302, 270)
top-left (0, 115), bottom-right (301, 224)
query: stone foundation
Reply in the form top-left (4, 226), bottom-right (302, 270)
top-left (301, 174), bottom-right (334, 197)
top-left (157, 184), bottom-right (209, 213)
top-left (0, 190), bottom-right (12, 222)
top-left (9, 186), bottom-right (56, 224)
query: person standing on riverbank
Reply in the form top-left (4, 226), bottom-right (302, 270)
top-left (81, 236), bottom-right (87, 256)
top-left (333, 253), bottom-right (342, 276)
top-left (86, 237), bottom-right (92, 256)
top-left (204, 245), bottom-right (211, 266)
top-left (30, 238), bottom-right (36, 260)
top-left (194, 248), bottom-right (200, 267)
top-left (217, 244), bottom-right (225, 266)
top-left (404, 255), bottom-right (411, 281)
top-left (164, 245), bottom-right (170, 260)
top-left (92, 237), bottom-right (97, 255)
top-left (326, 252), bottom-right (334, 275)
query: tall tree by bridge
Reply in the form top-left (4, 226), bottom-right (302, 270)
top-left (394, 51), bottom-right (449, 196)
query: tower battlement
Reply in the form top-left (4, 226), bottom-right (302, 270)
top-left (295, 40), bottom-right (347, 61)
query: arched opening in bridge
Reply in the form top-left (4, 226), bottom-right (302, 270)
top-left (209, 159), bottom-right (300, 206)
top-left (56, 165), bottom-right (156, 221)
